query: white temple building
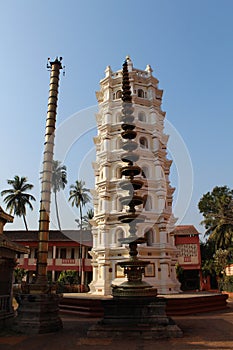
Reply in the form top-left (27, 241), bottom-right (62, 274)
top-left (89, 57), bottom-right (180, 295)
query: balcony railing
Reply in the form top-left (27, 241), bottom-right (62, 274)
top-left (0, 295), bottom-right (10, 313)
top-left (16, 257), bottom-right (92, 269)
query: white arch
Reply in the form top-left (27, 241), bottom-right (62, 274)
top-left (144, 228), bottom-right (155, 246)
top-left (138, 111), bottom-right (146, 122)
top-left (139, 136), bottom-right (148, 149)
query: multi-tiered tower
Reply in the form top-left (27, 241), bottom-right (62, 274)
top-left (90, 57), bottom-right (180, 295)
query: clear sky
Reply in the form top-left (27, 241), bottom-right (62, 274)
top-left (1, 0), bottom-right (233, 239)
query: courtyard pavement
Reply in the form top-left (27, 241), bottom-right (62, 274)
top-left (0, 299), bottom-right (233, 350)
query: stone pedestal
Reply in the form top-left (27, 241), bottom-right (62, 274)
top-left (88, 297), bottom-right (182, 339)
top-left (13, 293), bottom-right (63, 334)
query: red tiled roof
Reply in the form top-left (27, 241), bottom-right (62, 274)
top-left (174, 225), bottom-right (199, 236)
top-left (4, 230), bottom-right (93, 246)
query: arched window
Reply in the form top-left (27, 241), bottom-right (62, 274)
top-left (116, 90), bottom-right (122, 99)
top-left (138, 89), bottom-right (144, 98)
top-left (145, 229), bottom-right (154, 246)
top-left (99, 199), bottom-right (103, 212)
top-left (99, 169), bottom-right (104, 180)
top-left (116, 229), bottom-right (124, 247)
top-left (111, 194), bottom-right (117, 211)
top-left (141, 166), bottom-right (149, 179)
top-left (139, 137), bottom-right (148, 149)
top-left (116, 166), bottom-right (122, 179)
top-left (138, 111), bottom-right (146, 122)
top-left (145, 195), bottom-right (152, 211)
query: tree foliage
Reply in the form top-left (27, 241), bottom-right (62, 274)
top-left (58, 270), bottom-right (79, 285)
top-left (1, 175), bottom-right (36, 230)
top-left (68, 180), bottom-right (91, 229)
top-left (198, 186), bottom-right (233, 250)
top-left (200, 240), bottom-right (216, 277)
top-left (81, 208), bottom-right (94, 230)
top-left (213, 248), bottom-right (229, 277)
top-left (51, 160), bottom-right (67, 230)
top-left (68, 180), bottom-right (91, 284)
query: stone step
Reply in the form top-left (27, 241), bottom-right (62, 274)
top-left (59, 293), bottom-right (228, 318)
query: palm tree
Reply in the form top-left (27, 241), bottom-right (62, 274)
top-left (1, 175), bottom-right (36, 230)
top-left (51, 160), bottom-right (67, 231)
top-left (81, 208), bottom-right (94, 230)
top-left (68, 180), bottom-right (91, 285)
top-left (68, 180), bottom-right (91, 230)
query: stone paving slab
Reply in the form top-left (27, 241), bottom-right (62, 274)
top-left (0, 299), bottom-right (233, 350)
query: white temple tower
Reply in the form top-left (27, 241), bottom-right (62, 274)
top-left (89, 57), bottom-right (180, 295)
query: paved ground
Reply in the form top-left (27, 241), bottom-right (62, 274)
top-left (1, 299), bottom-right (233, 350)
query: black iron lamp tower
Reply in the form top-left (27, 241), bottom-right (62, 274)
top-left (112, 58), bottom-right (157, 297)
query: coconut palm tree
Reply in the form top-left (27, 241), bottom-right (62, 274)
top-left (52, 160), bottom-right (67, 231)
top-left (68, 180), bottom-right (91, 230)
top-left (1, 176), bottom-right (36, 230)
top-left (81, 208), bottom-right (94, 230)
top-left (68, 180), bottom-right (91, 285)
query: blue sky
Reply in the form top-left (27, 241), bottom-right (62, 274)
top-left (1, 0), bottom-right (233, 239)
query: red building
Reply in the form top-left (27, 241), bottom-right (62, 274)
top-left (5, 225), bottom-right (204, 292)
top-left (174, 225), bottom-right (202, 291)
top-left (4, 230), bottom-right (93, 286)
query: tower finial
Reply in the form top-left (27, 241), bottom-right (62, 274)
top-left (122, 59), bottom-right (132, 103)
top-left (125, 55), bottom-right (133, 72)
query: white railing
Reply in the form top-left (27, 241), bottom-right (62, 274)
top-left (16, 257), bottom-right (92, 268)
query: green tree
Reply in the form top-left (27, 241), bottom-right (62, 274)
top-left (81, 208), bottom-right (94, 230)
top-left (68, 180), bottom-right (91, 230)
top-left (198, 186), bottom-right (233, 250)
top-left (14, 267), bottom-right (27, 283)
top-left (200, 240), bottom-right (216, 277)
top-left (213, 248), bottom-right (229, 277)
top-left (58, 270), bottom-right (79, 285)
top-left (52, 160), bottom-right (67, 231)
top-left (1, 176), bottom-right (36, 230)
top-left (68, 180), bottom-right (91, 285)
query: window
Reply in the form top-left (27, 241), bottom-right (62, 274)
top-left (138, 111), bottom-right (146, 122)
top-left (145, 195), bottom-right (152, 211)
top-left (116, 90), bottom-right (122, 99)
top-left (60, 248), bottom-right (66, 259)
top-left (145, 229), bottom-right (154, 246)
top-left (116, 229), bottom-right (124, 247)
top-left (139, 137), bottom-right (148, 149)
top-left (138, 89), bottom-right (144, 98)
top-left (99, 199), bottom-right (103, 212)
top-left (71, 248), bottom-right (75, 259)
top-left (117, 196), bottom-right (123, 212)
top-left (116, 166), bottom-right (122, 179)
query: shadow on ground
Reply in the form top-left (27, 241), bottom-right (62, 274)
top-left (0, 300), bottom-right (233, 350)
